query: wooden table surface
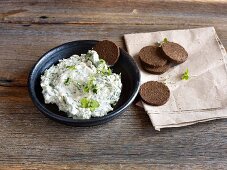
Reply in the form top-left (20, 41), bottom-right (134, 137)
top-left (0, 0), bottom-right (227, 169)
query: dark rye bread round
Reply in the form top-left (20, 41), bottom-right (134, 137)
top-left (161, 42), bottom-right (188, 64)
top-left (93, 40), bottom-right (120, 65)
top-left (141, 62), bottom-right (171, 75)
top-left (139, 46), bottom-right (167, 67)
top-left (139, 81), bottom-right (170, 106)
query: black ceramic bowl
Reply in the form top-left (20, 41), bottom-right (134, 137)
top-left (28, 40), bottom-right (140, 126)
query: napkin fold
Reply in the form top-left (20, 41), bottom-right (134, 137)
top-left (124, 27), bottom-right (227, 131)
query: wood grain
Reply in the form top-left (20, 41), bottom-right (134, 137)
top-left (0, 163), bottom-right (226, 170)
top-left (0, 0), bottom-right (227, 25)
top-left (0, 0), bottom-right (227, 169)
top-left (1, 23), bottom-right (227, 87)
top-left (0, 86), bottom-right (226, 165)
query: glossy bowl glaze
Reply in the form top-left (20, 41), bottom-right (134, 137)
top-left (28, 40), bottom-right (140, 126)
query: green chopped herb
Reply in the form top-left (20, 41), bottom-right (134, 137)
top-left (88, 77), bottom-right (94, 86)
top-left (158, 37), bottom-right (169, 47)
top-left (80, 97), bottom-right (89, 108)
top-left (99, 59), bottom-right (106, 64)
top-left (83, 85), bottom-right (90, 93)
top-left (92, 88), bottom-right (98, 94)
top-left (89, 99), bottom-right (100, 111)
top-left (64, 77), bottom-right (71, 85)
top-left (75, 82), bottom-right (82, 90)
top-left (181, 69), bottom-right (190, 80)
top-left (107, 68), bottom-right (112, 75)
top-left (62, 96), bottom-right (67, 104)
top-left (66, 65), bottom-right (76, 70)
top-left (85, 53), bottom-right (92, 60)
top-left (92, 85), bottom-right (98, 94)
top-left (163, 37), bottom-right (168, 43)
top-left (80, 98), bottom-right (100, 111)
top-left (101, 67), bottom-right (112, 75)
top-left (83, 77), bottom-right (98, 93)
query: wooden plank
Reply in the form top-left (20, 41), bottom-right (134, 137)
top-left (1, 23), bottom-right (227, 87)
top-left (0, 86), bottom-right (226, 165)
top-left (0, 163), bottom-right (226, 170)
top-left (0, 0), bottom-right (227, 25)
top-left (0, 1), bottom-right (227, 168)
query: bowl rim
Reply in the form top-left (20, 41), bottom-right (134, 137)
top-left (28, 40), bottom-right (141, 126)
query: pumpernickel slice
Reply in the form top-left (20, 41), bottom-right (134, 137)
top-left (93, 40), bottom-right (119, 65)
top-left (161, 42), bottom-right (188, 64)
top-left (139, 46), bottom-right (167, 67)
top-left (141, 62), bottom-right (171, 75)
top-left (140, 81), bottom-right (170, 106)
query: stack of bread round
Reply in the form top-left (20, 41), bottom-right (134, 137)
top-left (139, 41), bottom-right (188, 74)
top-left (139, 41), bottom-right (188, 106)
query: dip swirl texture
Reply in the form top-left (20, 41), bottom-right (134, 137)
top-left (41, 50), bottom-right (122, 119)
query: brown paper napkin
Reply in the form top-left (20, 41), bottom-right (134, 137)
top-left (124, 27), bottom-right (227, 131)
